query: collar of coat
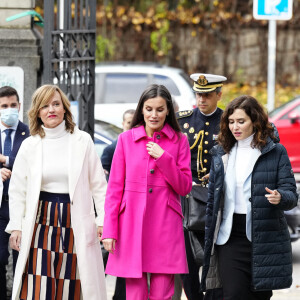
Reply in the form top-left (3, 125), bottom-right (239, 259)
top-left (211, 135), bottom-right (278, 158)
top-left (132, 123), bottom-right (175, 141)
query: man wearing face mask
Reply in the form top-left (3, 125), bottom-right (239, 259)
top-left (0, 86), bottom-right (29, 300)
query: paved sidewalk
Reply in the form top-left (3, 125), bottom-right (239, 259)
top-left (106, 275), bottom-right (300, 300)
top-left (7, 248), bottom-right (300, 300)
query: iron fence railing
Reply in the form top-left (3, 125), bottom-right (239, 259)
top-left (43, 0), bottom-right (96, 137)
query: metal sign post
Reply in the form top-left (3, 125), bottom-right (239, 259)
top-left (267, 20), bottom-right (276, 112)
top-left (253, 0), bottom-right (293, 112)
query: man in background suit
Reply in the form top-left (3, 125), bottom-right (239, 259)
top-left (177, 74), bottom-right (226, 300)
top-left (0, 86), bottom-right (29, 299)
top-left (101, 109), bottom-right (135, 175)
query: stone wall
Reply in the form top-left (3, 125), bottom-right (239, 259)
top-left (0, 0), bottom-right (41, 124)
top-left (102, 24), bottom-right (300, 86)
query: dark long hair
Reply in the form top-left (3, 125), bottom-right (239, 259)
top-left (130, 84), bottom-right (181, 133)
top-left (218, 95), bottom-right (275, 153)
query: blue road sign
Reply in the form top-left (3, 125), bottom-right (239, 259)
top-left (253, 0), bottom-right (293, 20)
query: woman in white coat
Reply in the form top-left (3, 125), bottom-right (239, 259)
top-left (6, 85), bottom-right (107, 300)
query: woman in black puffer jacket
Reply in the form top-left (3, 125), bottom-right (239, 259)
top-left (200, 95), bottom-right (298, 300)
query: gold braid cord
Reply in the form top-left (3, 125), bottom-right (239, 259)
top-left (190, 130), bottom-right (206, 180)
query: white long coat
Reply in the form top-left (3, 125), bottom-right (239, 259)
top-left (6, 127), bottom-right (107, 300)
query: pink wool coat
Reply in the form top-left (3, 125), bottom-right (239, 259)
top-left (102, 123), bottom-right (192, 278)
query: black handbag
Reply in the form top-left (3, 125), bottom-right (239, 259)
top-left (188, 230), bottom-right (204, 266)
top-left (184, 184), bottom-right (208, 232)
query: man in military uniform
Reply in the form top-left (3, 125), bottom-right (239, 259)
top-left (177, 73), bottom-right (226, 300)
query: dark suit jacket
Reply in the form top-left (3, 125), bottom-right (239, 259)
top-left (0, 121), bottom-right (30, 171)
top-left (101, 139), bottom-right (118, 174)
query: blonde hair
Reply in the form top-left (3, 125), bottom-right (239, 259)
top-left (28, 84), bottom-right (76, 137)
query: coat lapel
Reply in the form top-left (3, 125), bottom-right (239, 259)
top-left (68, 128), bottom-right (87, 202)
top-left (11, 123), bottom-right (26, 156)
top-left (28, 135), bottom-right (43, 206)
top-left (243, 160), bottom-right (255, 185)
top-left (221, 153), bottom-right (229, 173)
top-left (224, 144), bottom-right (237, 201)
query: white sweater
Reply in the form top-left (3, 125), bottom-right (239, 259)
top-left (41, 120), bottom-right (69, 193)
top-left (234, 134), bottom-right (261, 214)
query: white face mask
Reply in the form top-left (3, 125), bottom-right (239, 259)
top-left (0, 108), bottom-right (19, 126)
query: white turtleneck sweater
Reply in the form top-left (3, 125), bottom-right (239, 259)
top-left (41, 120), bottom-right (69, 193)
top-left (234, 134), bottom-right (261, 214)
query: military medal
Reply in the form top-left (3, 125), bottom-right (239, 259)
top-left (189, 127), bottom-right (195, 133)
top-left (183, 123), bottom-right (189, 129)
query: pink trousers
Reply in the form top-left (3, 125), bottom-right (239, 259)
top-left (126, 273), bottom-right (175, 300)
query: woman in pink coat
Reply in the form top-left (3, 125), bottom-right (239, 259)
top-left (102, 84), bottom-right (192, 299)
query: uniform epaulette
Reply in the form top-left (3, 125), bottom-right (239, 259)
top-left (176, 110), bottom-right (193, 119)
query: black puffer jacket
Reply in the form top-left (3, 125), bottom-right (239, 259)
top-left (201, 137), bottom-right (298, 292)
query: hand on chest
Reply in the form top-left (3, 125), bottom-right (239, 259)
top-left (125, 137), bottom-right (178, 177)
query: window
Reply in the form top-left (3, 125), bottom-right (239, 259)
top-left (269, 98), bottom-right (299, 118)
top-left (153, 75), bottom-right (180, 96)
top-left (280, 104), bottom-right (300, 120)
top-left (96, 73), bottom-right (148, 104)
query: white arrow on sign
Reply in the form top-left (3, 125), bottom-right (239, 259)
top-left (253, 0), bottom-right (293, 20)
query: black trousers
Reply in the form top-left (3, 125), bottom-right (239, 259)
top-left (181, 229), bottom-right (223, 300)
top-left (112, 277), bottom-right (126, 300)
top-left (217, 214), bottom-right (273, 300)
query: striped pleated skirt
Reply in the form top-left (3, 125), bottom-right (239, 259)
top-left (19, 192), bottom-right (82, 300)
